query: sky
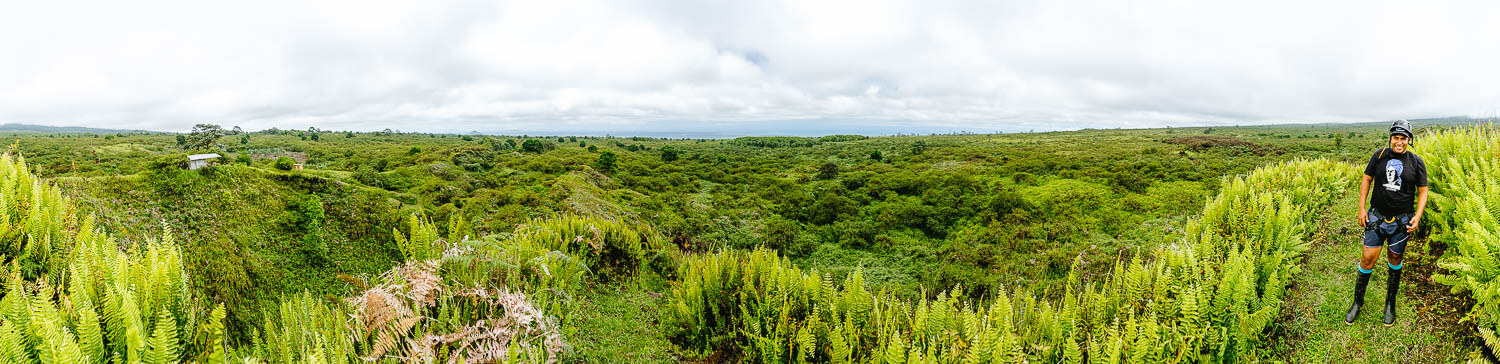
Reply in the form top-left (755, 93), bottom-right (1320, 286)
top-left (2, 0), bottom-right (1498, 136)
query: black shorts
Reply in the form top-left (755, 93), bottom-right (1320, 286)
top-left (1363, 208), bottom-right (1411, 255)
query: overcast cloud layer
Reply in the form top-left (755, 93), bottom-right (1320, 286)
top-left (3, 0), bottom-right (1498, 135)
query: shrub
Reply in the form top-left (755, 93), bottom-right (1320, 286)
top-left (272, 156), bottom-right (294, 171)
top-left (596, 151), bottom-right (617, 172)
top-left (660, 146), bottom-right (681, 162)
top-left (283, 194), bottom-right (328, 261)
top-left (522, 139), bottom-right (545, 153)
top-left (817, 162), bottom-right (839, 180)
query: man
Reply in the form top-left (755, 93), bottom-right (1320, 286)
top-left (1346, 119), bottom-right (1428, 326)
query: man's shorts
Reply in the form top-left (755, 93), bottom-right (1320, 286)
top-left (1364, 208), bottom-right (1411, 255)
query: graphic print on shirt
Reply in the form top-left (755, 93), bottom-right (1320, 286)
top-left (1383, 159), bottom-right (1404, 191)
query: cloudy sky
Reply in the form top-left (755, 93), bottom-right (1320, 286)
top-left (2, 1), bottom-right (1498, 136)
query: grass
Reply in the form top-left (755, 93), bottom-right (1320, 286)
top-left (561, 272), bottom-right (685, 363)
top-left (1271, 190), bottom-right (1476, 362)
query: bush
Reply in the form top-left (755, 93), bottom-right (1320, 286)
top-left (816, 162), bottom-right (839, 180)
top-left (522, 139), bottom-right (545, 153)
top-left (596, 151), bottom-right (617, 172)
top-left (273, 156), bottom-right (294, 170)
top-left (282, 194), bottom-right (327, 260)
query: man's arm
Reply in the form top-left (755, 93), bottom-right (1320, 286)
top-left (1408, 186), bottom-right (1429, 232)
top-left (1358, 174), bottom-right (1372, 228)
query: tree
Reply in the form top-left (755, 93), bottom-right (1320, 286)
top-left (522, 139), bottom-right (544, 153)
top-left (870, 151), bottom-right (883, 161)
top-left (240, 135), bottom-right (249, 145)
top-left (817, 162), bottom-right (839, 180)
top-left (587, 145), bottom-right (598, 153)
top-left (232, 126), bottom-right (244, 134)
top-left (309, 132), bottom-right (319, 141)
top-left (660, 146), bottom-right (681, 162)
top-left (283, 194), bottom-right (328, 261)
top-left (184, 124), bottom-right (225, 150)
top-left (273, 156), bottom-right (295, 170)
top-left (596, 151), bottom-right (617, 172)
top-left (911, 141), bottom-right (928, 155)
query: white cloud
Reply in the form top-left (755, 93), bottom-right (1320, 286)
top-left (2, 0), bottom-right (1497, 135)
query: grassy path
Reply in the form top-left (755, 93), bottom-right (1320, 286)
top-left (1272, 190), bottom-right (1475, 362)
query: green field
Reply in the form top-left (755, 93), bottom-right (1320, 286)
top-left (0, 118), bottom-right (1491, 362)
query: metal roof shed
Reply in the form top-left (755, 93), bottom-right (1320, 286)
top-left (187, 153), bottom-right (221, 170)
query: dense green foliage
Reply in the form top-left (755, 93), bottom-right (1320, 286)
top-left (1422, 125), bottom-right (1500, 361)
top-left (663, 158), bottom-right (1350, 362)
top-left (53, 163), bottom-right (409, 338)
top-left (0, 154), bottom-right (226, 362)
top-left (5, 119), bottom-right (1490, 362)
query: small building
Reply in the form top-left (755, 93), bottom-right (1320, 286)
top-left (292, 163), bottom-right (304, 171)
top-left (187, 153), bottom-right (221, 170)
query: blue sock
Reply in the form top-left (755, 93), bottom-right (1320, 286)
top-left (1388, 262), bottom-right (1402, 270)
top-left (1357, 263), bottom-right (1373, 274)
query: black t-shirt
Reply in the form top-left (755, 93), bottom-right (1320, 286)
top-left (1364, 147), bottom-right (1428, 216)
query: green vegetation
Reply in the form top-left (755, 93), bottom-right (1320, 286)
top-left (0, 154), bottom-right (225, 362)
top-left (1420, 125), bottom-right (1500, 361)
top-left (0, 119), bottom-right (1493, 362)
top-left (663, 159), bottom-right (1350, 361)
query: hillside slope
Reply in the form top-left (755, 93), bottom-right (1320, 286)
top-left (52, 164), bottom-right (414, 333)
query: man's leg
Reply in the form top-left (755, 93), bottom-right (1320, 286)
top-left (1360, 246), bottom-right (1382, 270)
top-left (1383, 227), bottom-right (1409, 326)
top-left (1347, 233), bottom-right (1382, 324)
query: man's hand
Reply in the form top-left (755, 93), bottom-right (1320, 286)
top-left (1357, 209), bottom-right (1368, 229)
top-left (1407, 217), bottom-right (1421, 233)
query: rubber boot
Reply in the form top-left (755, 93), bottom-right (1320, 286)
top-left (1383, 265), bottom-right (1401, 326)
top-left (1345, 269), bottom-right (1372, 324)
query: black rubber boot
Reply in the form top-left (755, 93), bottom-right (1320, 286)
top-left (1345, 270), bottom-right (1372, 324)
top-left (1383, 266), bottom-right (1401, 326)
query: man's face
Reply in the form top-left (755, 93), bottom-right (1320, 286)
top-left (1390, 134), bottom-right (1409, 153)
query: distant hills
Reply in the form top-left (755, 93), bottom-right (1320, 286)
top-left (0, 124), bottom-right (142, 134)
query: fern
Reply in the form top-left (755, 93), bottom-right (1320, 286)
top-left (143, 309), bottom-right (177, 364)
